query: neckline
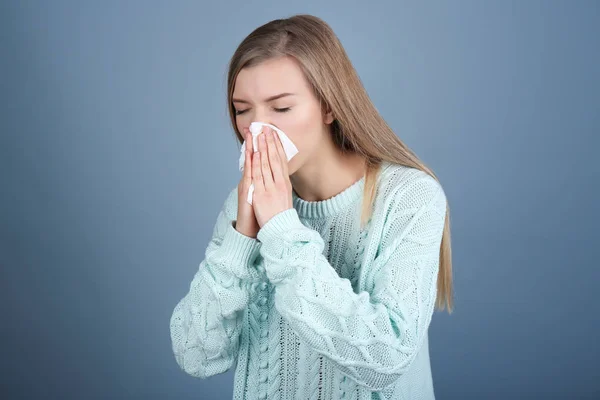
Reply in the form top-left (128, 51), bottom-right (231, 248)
top-left (292, 174), bottom-right (366, 219)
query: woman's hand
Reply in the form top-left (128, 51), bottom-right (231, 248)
top-left (251, 126), bottom-right (293, 228)
top-left (235, 128), bottom-right (260, 238)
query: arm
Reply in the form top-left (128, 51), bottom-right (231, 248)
top-left (256, 175), bottom-right (447, 391)
top-left (170, 188), bottom-right (262, 378)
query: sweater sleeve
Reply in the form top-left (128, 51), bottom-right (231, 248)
top-left (170, 189), bottom-right (262, 378)
top-left (256, 175), bottom-right (447, 391)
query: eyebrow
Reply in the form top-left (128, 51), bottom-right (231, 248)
top-left (232, 92), bottom-right (296, 104)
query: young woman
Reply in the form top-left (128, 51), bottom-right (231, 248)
top-left (170, 14), bottom-right (453, 400)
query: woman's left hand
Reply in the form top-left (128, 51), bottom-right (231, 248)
top-left (251, 126), bottom-right (294, 228)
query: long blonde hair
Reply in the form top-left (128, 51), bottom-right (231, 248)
top-left (225, 14), bottom-right (454, 313)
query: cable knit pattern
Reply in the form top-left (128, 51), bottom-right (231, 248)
top-left (170, 161), bottom-right (447, 400)
top-left (266, 310), bottom-right (282, 400)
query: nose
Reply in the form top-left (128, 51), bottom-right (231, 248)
top-left (248, 107), bottom-right (271, 124)
top-left (239, 106), bottom-right (272, 136)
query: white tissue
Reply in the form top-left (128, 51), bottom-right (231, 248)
top-left (239, 122), bottom-right (299, 205)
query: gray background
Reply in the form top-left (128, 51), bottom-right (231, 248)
top-left (1, 1), bottom-right (598, 399)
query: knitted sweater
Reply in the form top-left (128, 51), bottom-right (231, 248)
top-left (170, 161), bottom-right (448, 400)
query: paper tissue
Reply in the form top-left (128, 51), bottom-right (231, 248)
top-left (238, 122), bottom-right (299, 205)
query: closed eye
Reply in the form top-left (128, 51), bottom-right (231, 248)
top-left (235, 107), bottom-right (291, 116)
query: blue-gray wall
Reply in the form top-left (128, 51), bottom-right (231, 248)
top-left (1, 1), bottom-right (598, 399)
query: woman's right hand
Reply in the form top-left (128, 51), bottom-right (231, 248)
top-left (236, 128), bottom-right (260, 239)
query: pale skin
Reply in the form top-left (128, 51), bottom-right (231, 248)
top-left (233, 55), bottom-right (367, 234)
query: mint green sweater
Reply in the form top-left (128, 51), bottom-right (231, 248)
top-left (170, 161), bottom-right (448, 400)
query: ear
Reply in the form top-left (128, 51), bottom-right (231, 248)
top-left (322, 102), bottom-right (335, 125)
top-left (324, 111), bottom-right (334, 124)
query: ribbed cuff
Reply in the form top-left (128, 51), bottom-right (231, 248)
top-left (216, 221), bottom-right (262, 279)
top-left (257, 208), bottom-right (305, 247)
top-left (256, 208), bottom-right (308, 285)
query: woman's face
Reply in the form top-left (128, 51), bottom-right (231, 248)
top-left (232, 56), bottom-right (333, 175)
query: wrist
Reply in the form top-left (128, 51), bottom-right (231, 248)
top-left (234, 221), bottom-right (258, 239)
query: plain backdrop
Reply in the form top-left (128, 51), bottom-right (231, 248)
top-left (1, 1), bottom-right (598, 399)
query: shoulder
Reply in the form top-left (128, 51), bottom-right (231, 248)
top-left (375, 161), bottom-right (447, 219)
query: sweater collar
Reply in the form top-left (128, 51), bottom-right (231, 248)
top-left (292, 174), bottom-right (365, 219)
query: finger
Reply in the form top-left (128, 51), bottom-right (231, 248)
top-left (245, 127), bottom-right (254, 153)
top-left (258, 128), bottom-right (274, 189)
top-left (243, 129), bottom-right (253, 181)
top-left (266, 127), bottom-right (284, 184)
top-left (272, 128), bottom-right (289, 177)
top-left (252, 146), bottom-right (264, 192)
